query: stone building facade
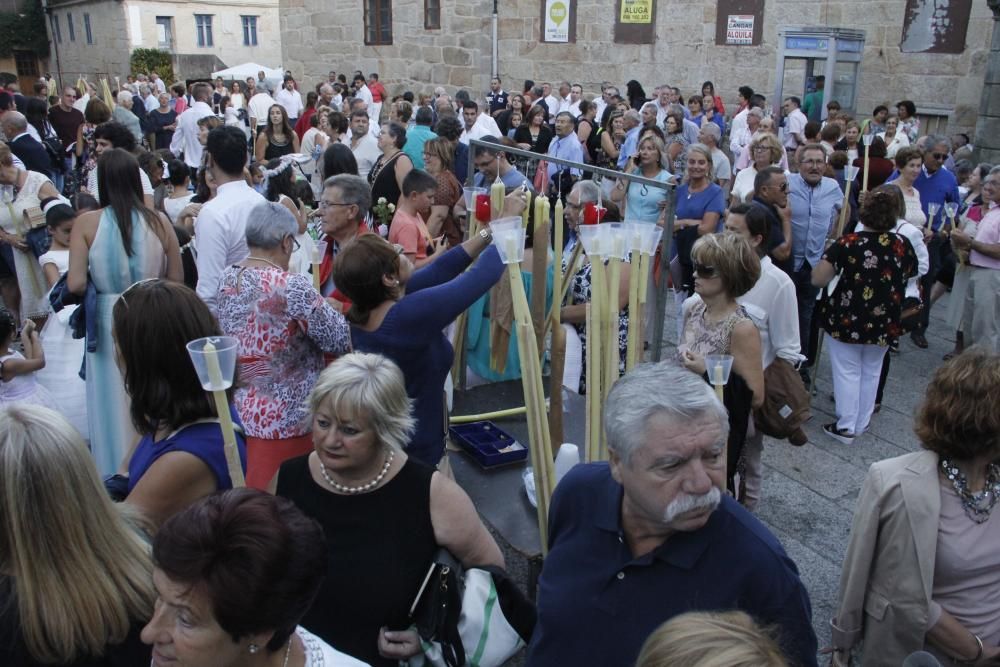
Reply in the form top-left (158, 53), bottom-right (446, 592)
top-left (280, 0), bottom-right (996, 135)
top-left (45, 0), bottom-right (282, 83)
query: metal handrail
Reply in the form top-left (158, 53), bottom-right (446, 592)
top-left (462, 137), bottom-right (678, 363)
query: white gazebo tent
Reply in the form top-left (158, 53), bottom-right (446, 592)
top-left (211, 63), bottom-right (283, 90)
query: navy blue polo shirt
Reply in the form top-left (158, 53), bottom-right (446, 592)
top-left (525, 463), bottom-right (818, 667)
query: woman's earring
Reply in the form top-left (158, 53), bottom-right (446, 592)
top-left (248, 644), bottom-right (260, 654)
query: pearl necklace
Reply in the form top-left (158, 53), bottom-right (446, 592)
top-left (941, 458), bottom-right (1000, 523)
top-left (319, 449), bottom-right (394, 494)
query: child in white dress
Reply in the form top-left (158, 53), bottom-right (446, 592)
top-left (0, 314), bottom-right (55, 409)
top-left (34, 201), bottom-right (88, 437)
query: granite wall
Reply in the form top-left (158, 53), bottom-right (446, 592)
top-left (280, 0), bottom-right (996, 135)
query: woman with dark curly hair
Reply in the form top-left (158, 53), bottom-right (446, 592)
top-left (812, 185), bottom-right (918, 444)
top-left (831, 349), bottom-right (1000, 666)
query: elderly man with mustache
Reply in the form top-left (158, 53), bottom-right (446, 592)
top-left (525, 362), bottom-right (818, 667)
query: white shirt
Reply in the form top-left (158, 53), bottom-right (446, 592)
top-left (459, 113), bottom-right (501, 145)
top-left (544, 95), bottom-right (562, 122)
top-left (88, 167), bottom-right (154, 200)
top-left (730, 108), bottom-right (750, 144)
top-left (736, 255), bottom-right (803, 368)
top-left (275, 87), bottom-right (304, 119)
top-left (355, 84), bottom-right (374, 112)
top-left (73, 93), bottom-right (89, 113)
top-left (194, 180), bottom-right (265, 314)
top-left (566, 99), bottom-right (582, 119)
top-left (330, 93), bottom-right (343, 110)
top-left (783, 108), bottom-right (807, 150)
top-left (350, 133), bottom-right (381, 180)
top-left (654, 101), bottom-right (671, 127)
top-left (594, 98), bottom-right (607, 124)
top-left (143, 94), bottom-right (158, 113)
top-left (247, 92), bottom-right (277, 128)
top-left (296, 627), bottom-right (369, 667)
top-left (710, 147), bottom-right (732, 183)
top-left (170, 101), bottom-right (214, 169)
top-left (152, 78), bottom-right (166, 95)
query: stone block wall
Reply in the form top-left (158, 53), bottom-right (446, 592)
top-left (281, 0), bottom-right (493, 99)
top-left (280, 0), bottom-right (994, 135)
top-left (47, 0), bottom-right (132, 83)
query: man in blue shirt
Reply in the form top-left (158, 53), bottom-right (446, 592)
top-left (471, 136), bottom-right (534, 192)
top-left (402, 106), bottom-right (437, 170)
top-left (909, 137), bottom-right (960, 348)
top-left (546, 111), bottom-right (583, 186)
top-left (617, 109), bottom-right (642, 169)
top-left (789, 144), bottom-right (842, 367)
top-left (525, 363), bottom-right (818, 667)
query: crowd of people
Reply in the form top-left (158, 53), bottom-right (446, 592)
top-left (0, 64), bottom-right (997, 667)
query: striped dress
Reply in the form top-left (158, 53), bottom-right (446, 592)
top-left (86, 208), bottom-right (165, 476)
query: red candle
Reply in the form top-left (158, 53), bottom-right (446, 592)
top-left (583, 204), bottom-right (607, 225)
top-left (475, 193), bottom-right (492, 223)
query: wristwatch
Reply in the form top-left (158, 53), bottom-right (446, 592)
top-left (478, 227), bottom-right (493, 242)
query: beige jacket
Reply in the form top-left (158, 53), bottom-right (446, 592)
top-left (831, 450), bottom-right (940, 666)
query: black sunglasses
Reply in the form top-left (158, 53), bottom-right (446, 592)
top-left (693, 262), bottom-right (718, 279)
top-left (931, 152), bottom-right (948, 160)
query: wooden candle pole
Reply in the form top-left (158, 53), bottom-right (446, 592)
top-left (861, 142), bottom-right (872, 194)
top-left (548, 322), bottom-right (566, 453)
top-left (202, 341), bottom-right (245, 488)
top-left (626, 252), bottom-right (641, 372)
top-left (604, 255), bottom-right (622, 404)
top-left (588, 258), bottom-right (607, 458)
top-left (835, 179), bottom-right (853, 239)
top-left (584, 302), bottom-right (597, 463)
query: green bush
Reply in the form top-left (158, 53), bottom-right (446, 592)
top-left (130, 48), bottom-right (174, 83)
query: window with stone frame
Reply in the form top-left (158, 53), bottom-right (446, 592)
top-left (195, 14), bottom-right (214, 48)
top-left (425, 0), bottom-right (441, 29)
top-left (364, 0), bottom-right (392, 44)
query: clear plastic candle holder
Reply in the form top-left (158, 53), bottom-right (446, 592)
top-left (493, 226), bottom-right (526, 264)
top-left (705, 354), bottom-right (734, 386)
top-left (943, 202), bottom-right (959, 220)
top-left (489, 217), bottom-right (523, 237)
top-left (844, 165), bottom-right (860, 182)
top-left (862, 133), bottom-right (875, 147)
top-left (463, 186), bottom-right (488, 211)
top-left (186, 336), bottom-right (239, 392)
top-left (312, 240), bottom-right (328, 264)
top-left (578, 224), bottom-right (607, 257)
top-left (626, 222), bottom-right (663, 256)
top-left (604, 223), bottom-right (628, 261)
top-left (928, 203), bottom-right (941, 221)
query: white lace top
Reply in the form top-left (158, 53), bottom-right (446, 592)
top-left (297, 626), bottom-right (370, 666)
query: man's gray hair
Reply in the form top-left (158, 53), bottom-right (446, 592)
top-left (605, 362), bottom-right (729, 465)
top-left (138, 84), bottom-right (150, 96)
top-left (668, 103), bottom-right (686, 117)
top-left (116, 90), bottom-right (132, 106)
top-left (323, 174), bottom-right (371, 218)
top-left (571, 179), bottom-right (600, 205)
top-left (748, 107), bottom-right (764, 119)
top-left (624, 109), bottom-right (641, 123)
top-left (245, 201), bottom-right (298, 249)
top-left (924, 134), bottom-right (950, 153)
top-left (700, 123), bottom-right (721, 142)
top-left (319, 83), bottom-right (334, 95)
top-left (641, 101), bottom-right (657, 114)
top-left (989, 165), bottom-right (1000, 177)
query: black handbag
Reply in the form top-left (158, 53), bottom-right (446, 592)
top-left (408, 549), bottom-right (535, 667)
top-left (41, 135), bottom-right (66, 172)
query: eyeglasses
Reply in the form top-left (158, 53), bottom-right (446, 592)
top-left (288, 235), bottom-right (301, 251)
top-left (692, 262), bottom-right (718, 279)
top-left (800, 159), bottom-right (825, 167)
top-left (117, 278), bottom-right (161, 308)
top-left (319, 200), bottom-right (351, 209)
top-left (770, 182), bottom-right (789, 192)
top-left (931, 152), bottom-right (948, 160)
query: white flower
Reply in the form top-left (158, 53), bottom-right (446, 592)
top-left (387, 203), bottom-right (396, 212)
top-left (378, 197), bottom-right (387, 205)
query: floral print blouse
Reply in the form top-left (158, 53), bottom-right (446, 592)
top-left (218, 265), bottom-right (351, 439)
top-left (818, 231), bottom-right (918, 346)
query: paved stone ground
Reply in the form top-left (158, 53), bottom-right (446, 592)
top-left (657, 289), bottom-right (958, 654)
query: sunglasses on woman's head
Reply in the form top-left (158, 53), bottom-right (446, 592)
top-left (692, 262), bottom-right (718, 279)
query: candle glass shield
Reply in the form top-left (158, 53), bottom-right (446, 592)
top-left (186, 337), bottom-right (239, 391)
top-left (844, 165), bottom-right (860, 182)
top-left (463, 186), bottom-right (487, 210)
top-left (943, 202), bottom-right (959, 221)
top-left (578, 223), bottom-right (609, 257)
top-left (928, 203), bottom-right (941, 220)
top-left (705, 354), bottom-right (734, 387)
top-left (489, 217), bottom-right (523, 237)
top-left (862, 133), bottom-right (875, 147)
top-left (475, 193), bottom-right (493, 223)
top-left (603, 223), bottom-right (629, 261)
top-left (312, 239), bottom-right (328, 264)
top-left (493, 226), bottom-right (527, 264)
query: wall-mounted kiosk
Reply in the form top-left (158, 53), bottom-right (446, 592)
top-left (773, 26), bottom-right (866, 120)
